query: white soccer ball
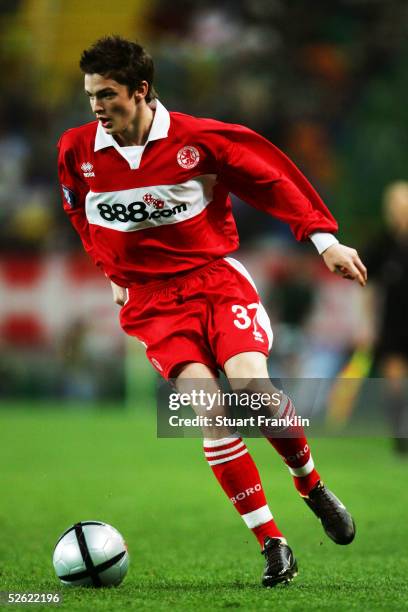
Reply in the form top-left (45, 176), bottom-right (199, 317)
top-left (53, 521), bottom-right (129, 587)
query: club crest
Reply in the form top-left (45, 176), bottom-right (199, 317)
top-left (177, 146), bottom-right (200, 169)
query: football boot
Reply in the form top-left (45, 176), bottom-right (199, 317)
top-left (303, 481), bottom-right (355, 545)
top-left (261, 537), bottom-right (298, 587)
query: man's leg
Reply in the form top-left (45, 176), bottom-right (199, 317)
top-left (380, 355), bottom-right (408, 455)
top-left (224, 352), bottom-right (355, 545)
top-left (224, 352), bottom-right (320, 494)
top-left (176, 362), bottom-right (297, 586)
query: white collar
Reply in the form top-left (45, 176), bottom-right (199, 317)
top-left (94, 98), bottom-right (170, 152)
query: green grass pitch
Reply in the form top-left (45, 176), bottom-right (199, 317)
top-left (1, 403), bottom-right (408, 611)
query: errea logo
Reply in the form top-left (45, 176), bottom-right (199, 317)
top-left (81, 162), bottom-right (95, 177)
top-left (151, 358), bottom-right (163, 372)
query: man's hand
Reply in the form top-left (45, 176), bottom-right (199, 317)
top-left (322, 243), bottom-right (367, 287)
top-left (110, 280), bottom-right (128, 306)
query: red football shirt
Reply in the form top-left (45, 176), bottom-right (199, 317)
top-left (57, 100), bottom-right (338, 287)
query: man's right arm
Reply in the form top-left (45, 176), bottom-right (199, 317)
top-left (110, 280), bottom-right (128, 306)
top-left (58, 134), bottom-right (128, 304)
top-left (57, 135), bottom-right (100, 264)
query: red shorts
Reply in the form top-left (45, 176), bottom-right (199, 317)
top-left (119, 257), bottom-right (273, 379)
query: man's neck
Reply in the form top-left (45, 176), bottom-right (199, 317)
top-left (114, 102), bottom-right (154, 147)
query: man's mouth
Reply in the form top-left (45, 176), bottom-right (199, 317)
top-left (98, 117), bottom-right (112, 128)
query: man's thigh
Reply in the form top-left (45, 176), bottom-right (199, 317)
top-left (207, 258), bottom-right (273, 369)
top-left (120, 287), bottom-right (216, 379)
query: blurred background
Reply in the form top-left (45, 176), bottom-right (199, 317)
top-left (0, 0), bottom-right (407, 431)
top-left (2, 5), bottom-right (408, 602)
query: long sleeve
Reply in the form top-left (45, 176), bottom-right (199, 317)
top-left (214, 123), bottom-right (338, 241)
top-left (57, 135), bottom-right (102, 268)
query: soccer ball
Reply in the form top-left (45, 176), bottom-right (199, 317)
top-left (53, 521), bottom-right (129, 587)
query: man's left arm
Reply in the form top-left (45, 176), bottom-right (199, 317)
top-left (309, 232), bottom-right (367, 286)
top-left (214, 123), bottom-right (367, 286)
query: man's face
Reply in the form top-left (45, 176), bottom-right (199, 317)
top-left (84, 73), bottom-right (137, 135)
top-left (385, 184), bottom-right (408, 233)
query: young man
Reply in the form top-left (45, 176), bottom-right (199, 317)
top-left (58, 36), bottom-right (366, 587)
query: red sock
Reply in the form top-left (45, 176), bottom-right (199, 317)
top-left (262, 395), bottom-right (320, 496)
top-left (204, 436), bottom-right (284, 548)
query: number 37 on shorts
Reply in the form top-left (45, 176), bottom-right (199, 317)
top-left (230, 302), bottom-right (272, 348)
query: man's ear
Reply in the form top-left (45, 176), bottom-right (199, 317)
top-left (133, 80), bottom-right (149, 102)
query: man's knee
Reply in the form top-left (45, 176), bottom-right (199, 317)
top-left (224, 351), bottom-right (270, 381)
top-left (176, 362), bottom-right (217, 380)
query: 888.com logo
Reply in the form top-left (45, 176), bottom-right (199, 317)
top-left (96, 200), bottom-right (188, 223)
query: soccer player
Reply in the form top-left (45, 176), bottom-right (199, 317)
top-left (363, 181), bottom-right (408, 455)
top-left (58, 36), bottom-right (366, 587)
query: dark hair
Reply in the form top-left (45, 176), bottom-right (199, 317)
top-left (80, 35), bottom-right (157, 102)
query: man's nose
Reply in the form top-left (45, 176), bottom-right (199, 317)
top-left (91, 98), bottom-right (104, 114)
